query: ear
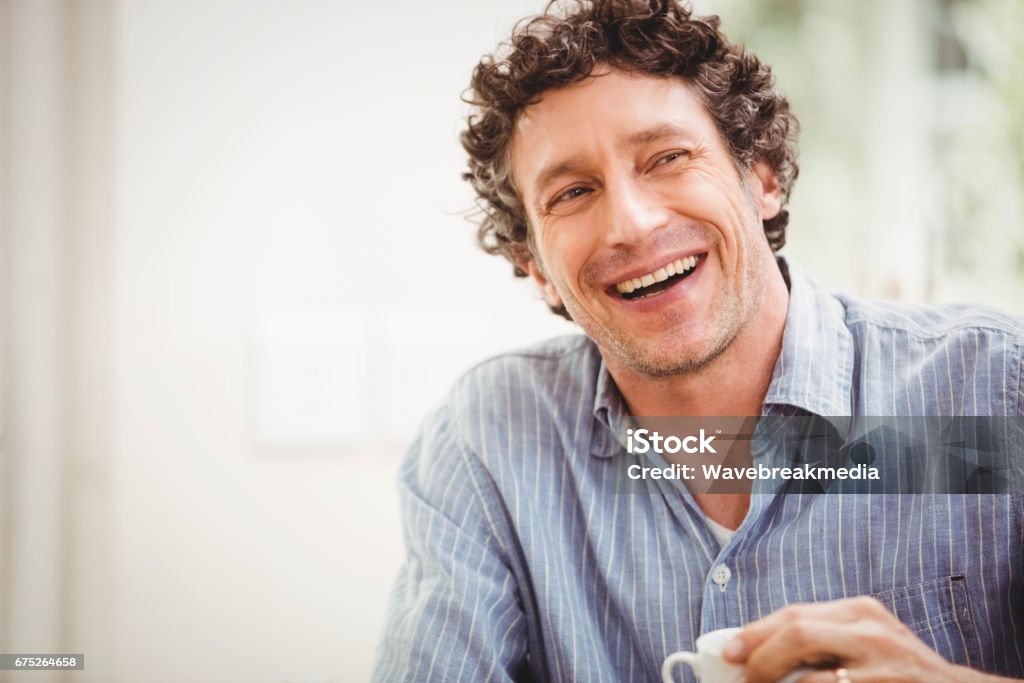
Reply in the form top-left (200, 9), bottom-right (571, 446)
top-left (525, 259), bottom-right (563, 309)
top-left (750, 161), bottom-right (782, 221)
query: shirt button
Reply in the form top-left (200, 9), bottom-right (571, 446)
top-left (712, 564), bottom-right (732, 591)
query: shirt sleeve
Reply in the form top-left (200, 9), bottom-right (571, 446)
top-left (1017, 340), bottom-right (1023, 417)
top-left (371, 402), bottom-right (529, 682)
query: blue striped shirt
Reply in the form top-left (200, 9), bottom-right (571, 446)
top-left (372, 260), bottom-right (1024, 682)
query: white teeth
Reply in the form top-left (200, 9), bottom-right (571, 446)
top-left (614, 255), bottom-right (701, 295)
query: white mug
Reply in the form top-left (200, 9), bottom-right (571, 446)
top-left (662, 627), bottom-right (744, 683)
top-left (662, 627), bottom-right (809, 683)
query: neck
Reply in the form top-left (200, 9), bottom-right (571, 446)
top-left (609, 264), bottom-right (789, 417)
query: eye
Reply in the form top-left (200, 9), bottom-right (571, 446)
top-left (652, 150), bottom-right (688, 168)
top-left (549, 186), bottom-right (592, 208)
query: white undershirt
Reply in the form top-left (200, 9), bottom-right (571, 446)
top-left (705, 517), bottom-right (737, 547)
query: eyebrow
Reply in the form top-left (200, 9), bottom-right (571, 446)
top-left (530, 123), bottom-right (695, 200)
top-left (532, 154), bottom-right (589, 203)
top-left (621, 123), bottom-right (693, 149)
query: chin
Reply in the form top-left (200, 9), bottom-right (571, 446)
top-left (611, 337), bottom-right (724, 378)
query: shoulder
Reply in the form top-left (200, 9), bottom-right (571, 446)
top-left (399, 333), bottom-right (603, 501)
top-left (835, 293), bottom-right (1023, 415)
top-left (837, 294), bottom-right (1023, 364)
top-left (838, 295), bottom-right (1023, 342)
top-left (410, 333), bottom-right (602, 452)
top-left (449, 333), bottom-right (601, 412)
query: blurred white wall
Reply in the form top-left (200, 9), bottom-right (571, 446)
top-left (1, 1), bottom-right (572, 681)
top-left (111, 1), bottom-right (575, 681)
top-left (2, 2), bottom-right (80, 681)
top-left (0, 1), bottom-right (1020, 682)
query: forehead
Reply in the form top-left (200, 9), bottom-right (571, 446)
top-left (509, 68), bottom-right (720, 195)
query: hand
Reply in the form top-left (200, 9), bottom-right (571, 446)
top-left (721, 596), bottom-right (977, 683)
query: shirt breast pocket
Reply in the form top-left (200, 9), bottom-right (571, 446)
top-left (870, 575), bottom-right (982, 667)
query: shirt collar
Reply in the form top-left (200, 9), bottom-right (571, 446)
top-left (763, 257), bottom-right (854, 422)
top-left (589, 257), bottom-right (854, 457)
top-left (590, 356), bottom-right (626, 457)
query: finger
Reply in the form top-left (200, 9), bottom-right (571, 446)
top-left (725, 597), bottom-right (890, 662)
top-left (742, 620), bottom-right (865, 683)
top-left (793, 670), bottom-right (852, 683)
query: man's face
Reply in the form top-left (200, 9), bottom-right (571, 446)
top-left (509, 67), bottom-right (782, 378)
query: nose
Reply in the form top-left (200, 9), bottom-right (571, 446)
top-left (601, 175), bottom-right (671, 247)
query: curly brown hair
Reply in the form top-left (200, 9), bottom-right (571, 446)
top-left (461, 0), bottom-right (799, 318)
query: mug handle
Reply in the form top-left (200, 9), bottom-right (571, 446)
top-left (661, 650), bottom-right (698, 683)
top-left (779, 669), bottom-right (811, 683)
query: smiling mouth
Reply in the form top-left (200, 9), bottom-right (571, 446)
top-left (614, 253), bottom-right (706, 300)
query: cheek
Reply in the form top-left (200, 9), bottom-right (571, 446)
top-left (684, 176), bottom-right (757, 235)
top-left (656, 171), bottom-right (725, 215)
top-left (541, 224), bottom-right (593, 281)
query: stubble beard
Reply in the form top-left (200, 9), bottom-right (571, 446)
top-left (599, 179), bottom-right (771, 378)
top-left (565, 228), bottom-right (770, 379)
top-left (564, 272), bottom-right (749, 379)
top-left (540, 175), bottom-right (773, 379)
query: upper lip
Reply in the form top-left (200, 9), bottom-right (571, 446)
top-left (603, 248), bottom-right (708, 289)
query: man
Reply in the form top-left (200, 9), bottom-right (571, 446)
top-left (373, 1), bottom-right (1024, 681)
